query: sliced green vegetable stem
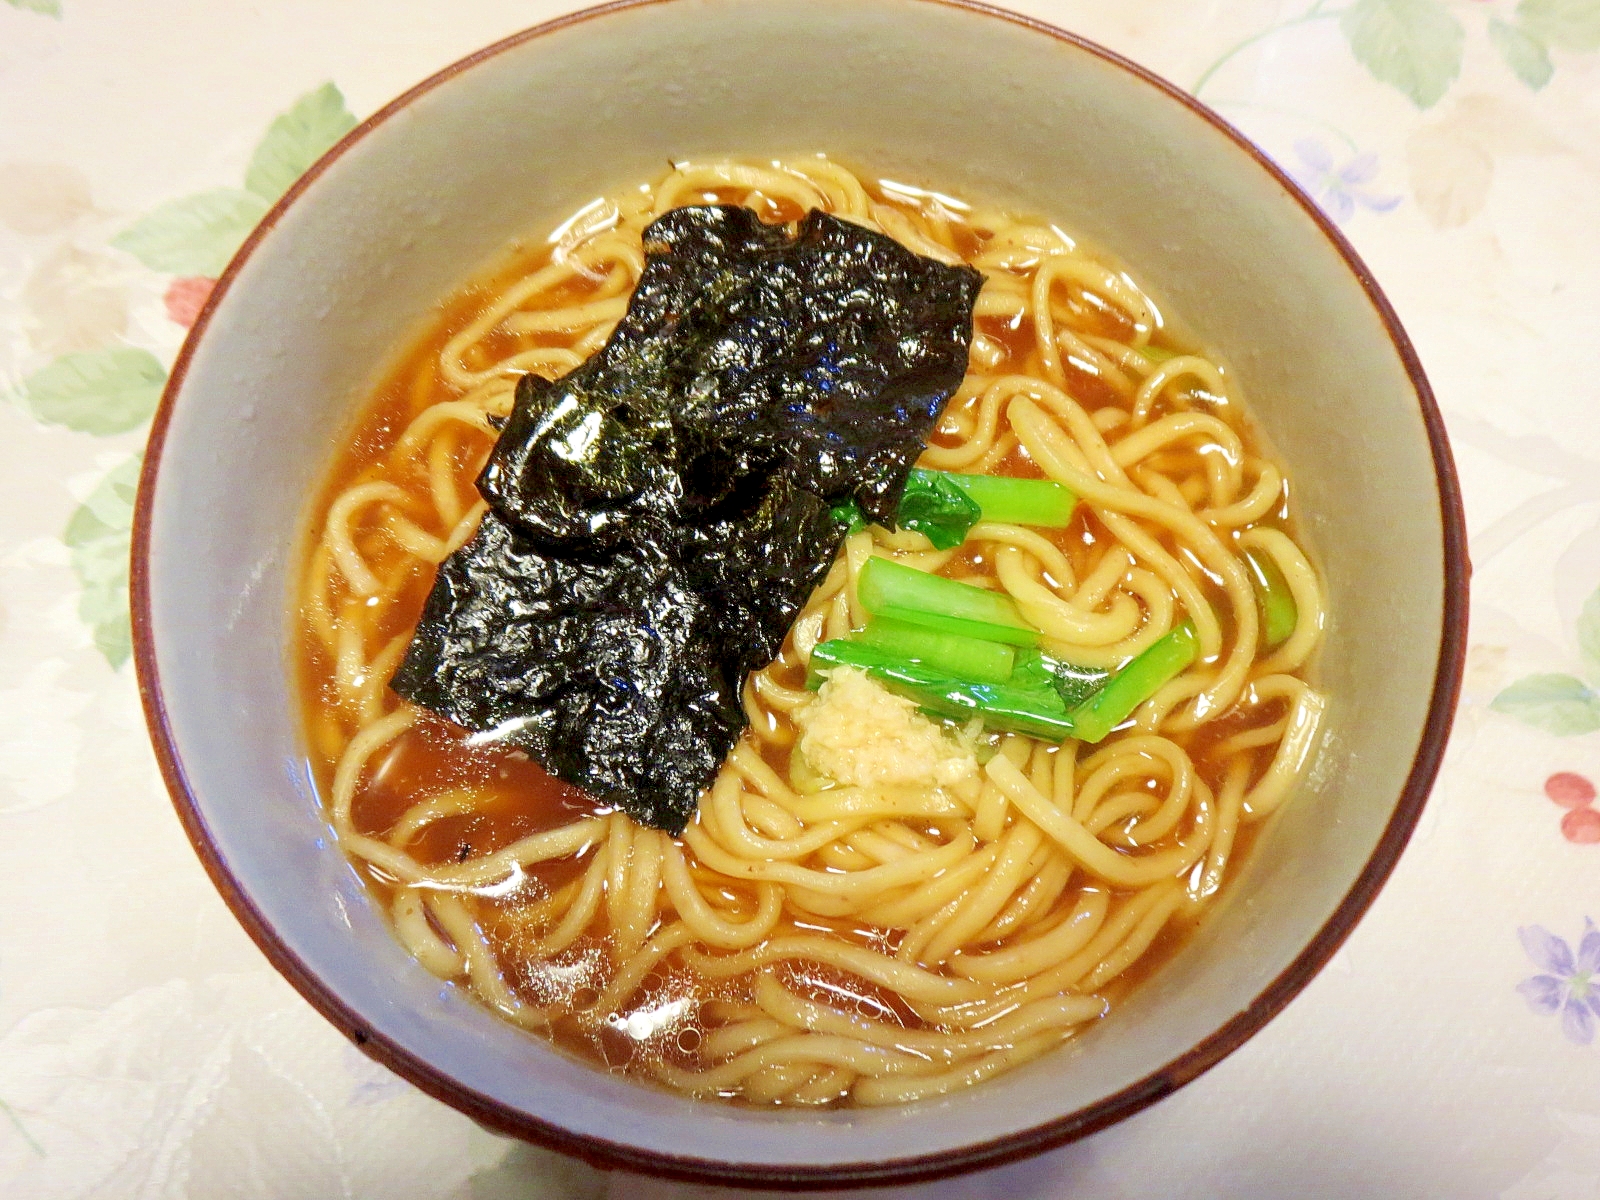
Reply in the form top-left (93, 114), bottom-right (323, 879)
top-left (808, 640), bottom-right (1075, 741)
top-left (913, 469), bottom-right (1076, 528)
top-left (1243, 547), bottom-right (1297, 648)
top-left (831, 470), bottom-right (1076, 554)
top-left (858, 556), bottom-right (1039, 647)
top-left (1014, 649), bottom-right (1112, 709)
top-left (857, 617), bottom-right (1015, 683)
top-left (1069, 621), bottom-right (1200, 744)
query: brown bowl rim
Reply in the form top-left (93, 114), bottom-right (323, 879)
top-left (131, 0), bottom-right (1469, 1188)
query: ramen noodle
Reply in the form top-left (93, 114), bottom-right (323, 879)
top-left (296, 157), bottom-right (1326, 1107)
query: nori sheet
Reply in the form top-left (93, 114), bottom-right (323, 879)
top-left (392, 205), bottom-right (981, 832)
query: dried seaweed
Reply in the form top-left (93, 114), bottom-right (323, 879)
top-left (393, 205), bottom-right (980, 832)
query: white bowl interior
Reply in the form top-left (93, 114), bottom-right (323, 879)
top-left (144, 0), bottom-right (1448, 1175)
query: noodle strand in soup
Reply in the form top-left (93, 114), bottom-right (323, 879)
top-left (296, 157), bottom-right (1327, 1107)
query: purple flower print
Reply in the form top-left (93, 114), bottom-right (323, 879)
top-left (1518, 921), bottom-right (1600, 1045)
top-left (1286, 138), bottom-right (1402, 223)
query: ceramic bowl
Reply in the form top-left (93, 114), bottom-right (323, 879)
top-left (133, 0), bottom-right (1467, 1187)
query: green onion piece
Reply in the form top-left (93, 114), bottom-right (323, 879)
top-left (857, 556), bottom-right (1039, 647)
top-left (910, 469), bottom-right (1076, 528)
top-left (857, 616), bottom-right (1015, 683)
top-left (1138, 344), bottom-right (1178, 364)
top-left (830, 498), bottom-right (866, 535)
top-left (1243, 547), bottom-right (1297, 648)
top-left (809, 640), bottom-right (1075, 740)
top-left (1069, 621), bottom-right (1200, 744)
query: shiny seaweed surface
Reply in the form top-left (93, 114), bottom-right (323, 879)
top-left (393, 205), bottom-right (981, 831)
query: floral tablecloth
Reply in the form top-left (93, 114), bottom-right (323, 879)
top-left (2, 0), bottom-right (1598, 1196)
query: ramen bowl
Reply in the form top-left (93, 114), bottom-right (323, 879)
top-left (133, 0), bottom-right (1467, 1186)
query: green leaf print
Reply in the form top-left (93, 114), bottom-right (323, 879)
top-left (0, 1096), bottom-right (43, 1157)
top-left (1492, 674), bottom-right (1600, 737)
top-left (17, 346), bottom-right (166, 435)
top-left (1518, 0), bottom-right (1600, 52)
top-left (244, 82), bottom-right (358, 204)
top-left (64, 455), bottom-right (141, 668)
top-left (110, 187), bottom-right (269, 276)
top-left (1578, 587), bottom-right (1600, 687)
top-left (1341, 0), bottom-right (1465, 108)
top-left (4, 0), bottom-right (62, 17)
top-left (1489, 17), bottom-right (1556, 89)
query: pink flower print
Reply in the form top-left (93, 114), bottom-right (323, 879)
top-left (163, 276), bottom-right (215, 328)
top-left (1544, 772), bottom-right (1600, 843)
top-left (1287, 138), bottom-right (1402, 224)
top-left (1563, 809), bottom-right (1600, 843)
top-left (1547, 772), bottom-right (1597, 808)
top-left (1518, 921), bottom-right (1600, 1044)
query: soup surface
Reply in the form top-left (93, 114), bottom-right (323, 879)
top-left (297, 158), bottom-right (1326, 1107)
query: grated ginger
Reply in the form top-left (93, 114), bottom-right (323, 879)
top-left (793, 666), bottom-right (979, 791)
